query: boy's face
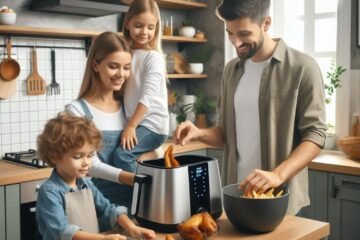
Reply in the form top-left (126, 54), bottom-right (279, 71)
top-left (225, 16), bottom-right (268, 60)
top-left (93, 51), bottom-right (132, 92)
top-left (55, 143), bottom-right (96, 184)
top-left (125, 11), bottom-right (158, 49)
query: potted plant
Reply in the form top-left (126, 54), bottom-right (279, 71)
top-left (184, 90), bottom-right (216, 128)
top-left (179, 20), bottom-right (196, 38)
top-left (186, 46), bottom-right (214, 74)
top-left (324, 59), bottom-right (347, 149)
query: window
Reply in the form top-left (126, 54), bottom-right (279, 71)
top-left (224, 0), bottom-right (338, 129)
top-left (272, 0), bottom-right (338, 129)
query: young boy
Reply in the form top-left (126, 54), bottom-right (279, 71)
top-left (36, 112), bottom-right (155, 240)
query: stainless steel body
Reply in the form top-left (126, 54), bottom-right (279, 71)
top-left (131, 155), bottom-right (223, 232)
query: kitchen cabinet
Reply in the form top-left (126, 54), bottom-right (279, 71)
top-left (299, 169), bottom-right (360, 240)
top-left (328, 173), bottom-right (360, 240)
top-left (3, 184), bottom-right (20, 240)
top-left (0, 187), bottom-right (5, 240)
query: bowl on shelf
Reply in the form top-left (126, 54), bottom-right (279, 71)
top-left (337, 136), bottom-right (360, 160)
top-left (222, 184), bottom-right (289, 233)
top-left (189, 63), bottom-right (204, 74)
top-left (179, 26), bottom-right (196, 38)
top-left (0, 12), bottom-right (16, 25)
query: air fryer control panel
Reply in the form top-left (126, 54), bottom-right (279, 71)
top-left (188, 162), bottom-right (210, 214)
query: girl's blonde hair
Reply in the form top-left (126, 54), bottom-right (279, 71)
top-left (122, 0), bottom-right (163, 53)
top-left (37, 112), bottom-right (102, 168)
top-left (78, 31), bottom-right (132, 99)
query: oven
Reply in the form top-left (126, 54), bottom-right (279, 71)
top-left (20, 179), bottom-right (45, 240)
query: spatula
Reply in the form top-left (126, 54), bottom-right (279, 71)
top-left (27, 48), bottom-right (46, 96)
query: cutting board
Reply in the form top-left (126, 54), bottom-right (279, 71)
top-left (0, 75), bottom-right (17, 99)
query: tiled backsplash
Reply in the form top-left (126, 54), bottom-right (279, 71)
top-left (0, 37), bottom-right (86, 156)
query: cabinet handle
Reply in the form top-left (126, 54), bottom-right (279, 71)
top-left (30, 207), bottom-right (36, 213)
top-left (330, 177), bottom-right (360, 198)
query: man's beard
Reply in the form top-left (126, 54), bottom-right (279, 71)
top-left (236, 35), bottom-right (264, 60)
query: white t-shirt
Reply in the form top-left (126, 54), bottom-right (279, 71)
top-left (124, 49), bottom-right (169, 135)
top-left (65, 100), bottom-right (125, 183)
top-left (234, 59), bottom-right (268, 182)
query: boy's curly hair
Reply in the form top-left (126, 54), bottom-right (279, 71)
top-left (37, 112), bottom-right (102, 167)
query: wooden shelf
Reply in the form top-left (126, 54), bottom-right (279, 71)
top-left (0, 25), bottom-right (207, 43)
top-left (167, 73), bottom-right (207, 79)
top-left (0, 25), bottom-right (99, 39)
top-left (162, 35), bottom-right (207, 43)
top-left (122, 0), bottom-right (208, 9)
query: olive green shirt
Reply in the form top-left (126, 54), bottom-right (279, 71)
top-left (217, 39), bottom-right (327, 215)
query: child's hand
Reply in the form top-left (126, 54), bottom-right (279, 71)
top-left (121, 126), bottom-right (138, 150)
top-left (102, 234), bottom-right (127, 240)
top-left (127, 226), bottom-right (156, 240)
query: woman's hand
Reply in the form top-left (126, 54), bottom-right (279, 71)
top-left (121, 126), bottom-right (137, 150)
top-left (239, 169), bottom-right (283, 196)
top-left (127, 226), bottom-right (156, 240)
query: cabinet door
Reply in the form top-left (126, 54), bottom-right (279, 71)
top-left (0, 186), bottom-right (5, 240)
top-left (328, 173), bottom-right (360, 240)
top-left (298, 170), bottom-right (328, 221)
top-left (5, 184), bottom-right (20, 240)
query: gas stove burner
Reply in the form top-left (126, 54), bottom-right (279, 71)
top-left (3, 149), bottom-right (48, 168)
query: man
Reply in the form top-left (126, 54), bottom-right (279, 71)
top-left (174, 0), bottom-right (326, 215)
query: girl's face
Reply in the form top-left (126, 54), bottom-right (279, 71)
top-left (55, 143), bottom-right (96, 186)
top-left (93, 51), bottom-right (132, 91)
top-left (126, 11), bottom-right (158, 49)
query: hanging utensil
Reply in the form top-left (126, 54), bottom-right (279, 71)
top-left (0, 38), bottom-right (20, 81)
top-left (48, 49), bottom-right (60, 95)
top-left (26, 47), bottom-right (46, 95)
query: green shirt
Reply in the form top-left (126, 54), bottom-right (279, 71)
top-left (217, 39), bottom-right (327, 214)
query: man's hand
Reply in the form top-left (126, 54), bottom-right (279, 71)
top-left (239, 169), bottom-right (283, 196)
top-left (173, 120), bottom-right (201, 145)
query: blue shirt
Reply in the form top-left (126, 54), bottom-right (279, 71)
top-left (36, 169), bottom-right (128, 240)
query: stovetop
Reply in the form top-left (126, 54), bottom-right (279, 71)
top-left (3, 149), bottom-right (48, 168)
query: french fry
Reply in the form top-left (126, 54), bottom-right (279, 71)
top-left (275, 189), bottom-right (284, 197)
top-left (242, 188), bottom-right (284, 199)
top-left (164, 146), bottom-right (172, 168)
top-left (165, 234), bottom-right (176, 240)
top-left (169, 145), bottom-right (180, 167)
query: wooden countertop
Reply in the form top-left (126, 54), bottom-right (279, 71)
top-left (1, 142), bottom-right (360, 186)
top-left (309, 150), bottom-right (360, 176)
top-left (156, 213), bottom-right (330, 240)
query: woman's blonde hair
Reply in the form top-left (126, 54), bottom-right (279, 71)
top-left (78, 31), bottom-right (132, 99)
top-left (37, 112), bottom-right (102, 168)
top-left (122, 0), bottom-right (163, 53)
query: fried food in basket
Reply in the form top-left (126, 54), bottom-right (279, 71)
top-left (242, 188), bottom-right (284, 199)
top-left (177, 212), bottom-right (218, 240)
top-left (164, 145), bottom-right (180, 168)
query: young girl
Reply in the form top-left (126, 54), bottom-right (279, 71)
top-left (65, 31), bottom-right (135, 209)
top-left (36, 113), bottom-right (155, 240)
top-left (120, 0), bottom-right (169, 155)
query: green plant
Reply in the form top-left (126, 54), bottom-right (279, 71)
top-left (187, 46), bottom-right (214, 63)
top-left (182, 20), bottom-right (193, 26)
top-left (325, 59), bottom-right (346, 104)
top-left (184, 90), bottom-right (216, 115)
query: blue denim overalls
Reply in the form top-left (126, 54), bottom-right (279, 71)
top-left (78, 99), bottom-right (134, 209)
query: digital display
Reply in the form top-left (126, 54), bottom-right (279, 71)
top-left (188, 162), bottom-right (210, 214)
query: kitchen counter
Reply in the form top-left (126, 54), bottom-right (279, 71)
top-left (156, 213), bottom-right (330, 240)
top-left (1, 142), bottom-right (360, 186)
top-left (309, 150), bottom-right (360, 176)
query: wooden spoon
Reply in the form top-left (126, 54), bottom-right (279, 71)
top-left (0, 39), bottom-right (20, 81)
